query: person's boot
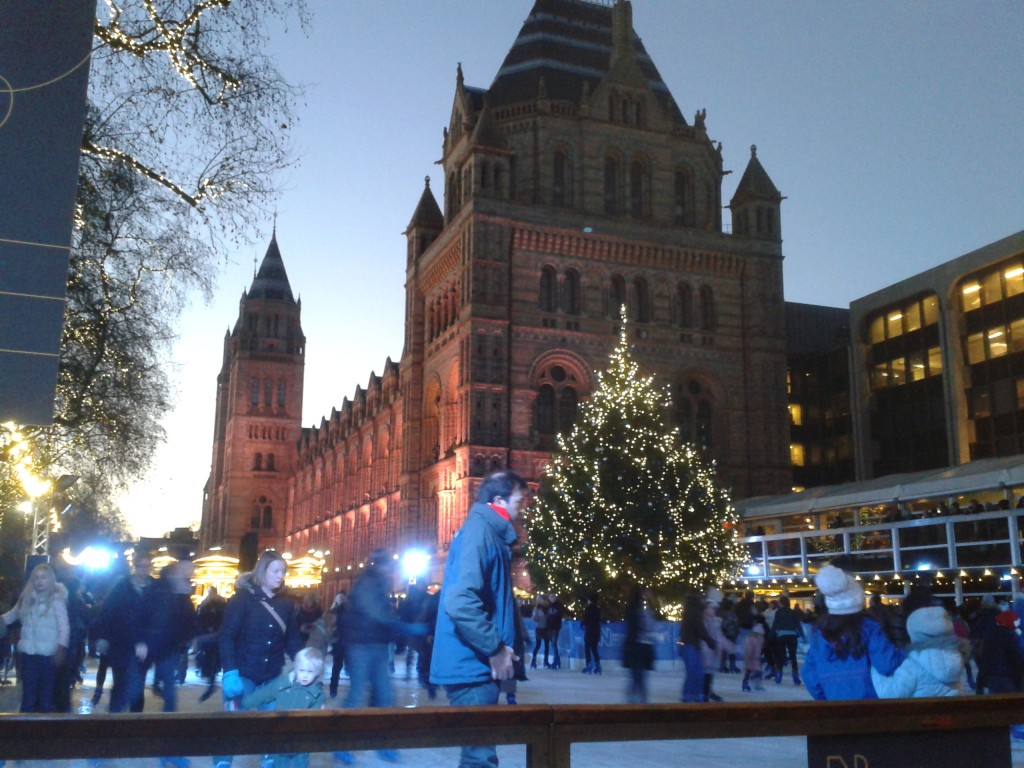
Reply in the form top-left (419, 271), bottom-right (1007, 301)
top-left (506, 693), bottom-right (516, 704)
top-left (729, 655), bottom-right (741, 673)
top-left (530, 657), bottom-right (537, 670)
top-left (742, 672), bottom-right (751, 692)
top-left (199, 685), bottom-right (216, 703)
top-left (774, 668), bottom-right (784, 684)
top-left (793, 669), bottom-right (802, 686)
top-left (581, 664), bottom-right (592, 674)
top-left (754, 671), bottom-right (764, 691)
top-left (593, 664), bottom-right (602, 675)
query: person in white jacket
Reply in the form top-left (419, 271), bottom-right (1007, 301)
top-left (871, 605), bottom-right (967, 698)
top-left (2, 563), bottom-right (69, 712)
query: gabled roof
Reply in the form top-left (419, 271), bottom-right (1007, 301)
top-left (487, 0), bottom-right (684, 122)
top-left (247, 232), bottom-right (296, 303)
top-left (730, 144), bottom-right (782, 205)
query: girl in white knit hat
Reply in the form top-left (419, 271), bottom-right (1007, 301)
top-left (801, 564), bottom-right (905, 700)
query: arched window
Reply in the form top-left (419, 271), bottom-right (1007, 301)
top-left (250, 378), bottom-right (259, 406)
top-left (252, 495), bottom-right (273, 529)
top-left (674, 170), bottom-right (689, 225)
top-left (536, 384), bottom-right (556, 435)
top-left (253, 452), bottom-right (263, 471)
top-left (558, 387), bottom-right (578, 431)
top-left (604, 156), bottom-right (619, 215)
top-left (633, 277), bottom-right (650, 323)
top-left (264, 378), bottom-right (272, 407)
top-left (267, 453), bottom-right (276, 471)
top-left (610, 274), bottom-right (626, 318)
top-left (676, 379), bottom-right (714, 450)
top-left (540, 266), bottom-right (558, 312)
top-left (630, 159), bottom-right (648, 219)
top-left (553, 149), bottom-right (568, 208)
top-left (699, 286), bottom-right (716, 331)
top-left (563, 269), bottom-right (581, 315)
top-left (277, 381), bottom-right (286, 408)
top-left (535, 365), bottom-right (579, 444)
top-left (678, 283), bottom-right (694, 328)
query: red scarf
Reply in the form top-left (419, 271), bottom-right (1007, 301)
top-left (488, 502), bottom-right (511, 521)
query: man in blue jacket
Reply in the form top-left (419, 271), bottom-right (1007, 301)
top-left (430, 470), bottom-right (528, 768)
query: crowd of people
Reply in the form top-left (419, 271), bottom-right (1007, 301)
top-left (4, 471), bottom-right (1024, 768)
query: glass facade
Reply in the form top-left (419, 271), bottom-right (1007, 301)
top-left (960, 259), bottom-right (1024, 459)
top-left (865, 293), bottom-right (946, 475)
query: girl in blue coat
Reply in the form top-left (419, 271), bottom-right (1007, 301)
top-left (802, 564), bottom-right (904, 700)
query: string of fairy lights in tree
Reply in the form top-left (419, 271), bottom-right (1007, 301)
top-left (525, 313), bottom-right (748, 618)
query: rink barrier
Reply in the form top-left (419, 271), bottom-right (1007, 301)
top-left (0, 695), bottom-right (1021, 766)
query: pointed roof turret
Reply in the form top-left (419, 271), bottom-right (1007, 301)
top-left (730, 144), bottom-right (782, 206)
top-left (407, 176), bottom-right (444, 231)
top-left (248, 231), bottom-right (296, 303)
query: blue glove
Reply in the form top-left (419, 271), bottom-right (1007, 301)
top-left (400, 622), bottom-right (429, 637)
top-left (222, 669), bottom-right (244, 699)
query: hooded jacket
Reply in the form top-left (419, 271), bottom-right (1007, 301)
top-left (871, 606), bottom-right (966, 698)
top-left (219, 572), bottom-right (302, 686)
top-left (242, 668), bottom-right (326, 711)
top-left (4, 582), bottom-right (69, 656)
top-left (430, 501), bottom-right (517, 685)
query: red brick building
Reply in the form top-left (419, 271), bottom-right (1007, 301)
top-left (202, 0), bottom-right (791, 589)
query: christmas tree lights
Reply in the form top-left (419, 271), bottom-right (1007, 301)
top-left (525, 315), bottom-right (747, 617)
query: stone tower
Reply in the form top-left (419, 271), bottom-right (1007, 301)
top-left (201, 233), bottom-right (305, 556)
top-left (399, 0), bottom-right (792, 565)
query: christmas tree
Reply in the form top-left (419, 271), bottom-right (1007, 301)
top-left (525, 316), bottom-right (747, 617)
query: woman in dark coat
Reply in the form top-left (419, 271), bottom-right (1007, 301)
top-left (216, 551), bottom-right (303, 768)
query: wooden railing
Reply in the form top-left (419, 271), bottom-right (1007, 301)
top-left (0, 696), bottom-right (1021, 767)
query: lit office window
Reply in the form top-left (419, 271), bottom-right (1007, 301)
top-left (1011, 319), bottom-right (1024, 354)
top-left (1005, 265), bottom-right (1024, 297)
top-left (904, 302), bottom-right (922, 332)
top-left (871, 362), bottom-right (890, 390)
top-left (967, 332), bottom-right (985, 364)
top-left (789, 404), bottom-right (803, 425)
top-left (982, 271), bottom-right (1002, 306)
top-left (961, 283), bottom-right (982, 312)
top-left (908, 349), bottom-right (926, 382)
top-left (790, 443), bottom-right (806, 466)
top-left (886, 311), bottom-right (904, 339)
top-left (868, 315), bottom-right (885, 344)
top-left (988, 327), bottom-right (1009, 358)
top-left (890, 356), bottom-right (907, 386)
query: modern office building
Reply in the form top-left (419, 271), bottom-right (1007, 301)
top-left (740, 232), bottom-right (1024, 601)
top-left (850, 231), bottom-right (1024, 478)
